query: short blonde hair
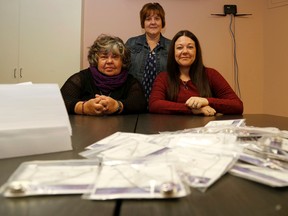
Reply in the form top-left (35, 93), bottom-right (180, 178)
top-left (88, 34), bottom-right (131, 70)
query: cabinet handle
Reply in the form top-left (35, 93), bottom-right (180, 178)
top-left (14, 68), bottom-right (17, 78)
top-left (20, 68), bottom-right (23, 78)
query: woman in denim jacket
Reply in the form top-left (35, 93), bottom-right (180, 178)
top-left (126, 3), bottom-right (171, 103)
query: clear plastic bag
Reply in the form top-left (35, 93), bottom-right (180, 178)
top-left (82, 160), bottom-right (190, 200)
top-left (0, 159), bottom-right (101, 197)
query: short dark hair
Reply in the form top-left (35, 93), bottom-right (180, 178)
top-left (88, 34), bottom-right (131, 70)
top-left (140, 3), bottom-right (166, 28)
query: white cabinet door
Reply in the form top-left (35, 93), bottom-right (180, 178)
top-left (0, 0), bottom-right (82, 86)
top-left (0, 0), bottom-right (20, 83)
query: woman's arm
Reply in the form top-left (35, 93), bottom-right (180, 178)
top-left (61, 72), bottom-right (84, 114)
top-left (121, 77), bottom-right (147, 114)
top-left (149, 72), bottom-right (193, 114)
top-left (206, 68), bottom-right (244, 114)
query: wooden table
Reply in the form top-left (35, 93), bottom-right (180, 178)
top-left (120, 114), bottom-right (288, 216)
top-left (0, 114), bottom-right (138, 216)
top-left (1, 114), bottom-right (288, 216)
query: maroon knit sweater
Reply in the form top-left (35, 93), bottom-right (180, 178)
top-left (149, 68), bottom-right (243, 115)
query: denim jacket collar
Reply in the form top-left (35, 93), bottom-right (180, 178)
top-left (135, 33), bottom-right (168, 49)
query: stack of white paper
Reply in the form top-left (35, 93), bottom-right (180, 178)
top-left (0, 84), bottom-right (72, 159)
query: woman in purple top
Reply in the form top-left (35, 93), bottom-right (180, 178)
top-left (61, 34), bottom-right (147, 116)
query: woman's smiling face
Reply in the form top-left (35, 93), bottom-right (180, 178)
top-left (97, 52), bottom-right (123, 76)
top-left (174, 36), bottom-right (196, 69)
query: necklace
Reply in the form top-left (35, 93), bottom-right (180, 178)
top-left (100, 91), bottom-right (111, 96)
top-left (181, 80), bottom-right (189, 90)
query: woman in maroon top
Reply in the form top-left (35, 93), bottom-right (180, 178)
top-left (149, 30), bottom-right (243, 116)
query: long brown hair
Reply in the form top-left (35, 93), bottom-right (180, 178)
top-left (167, 30), bottom-right (212, 101)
